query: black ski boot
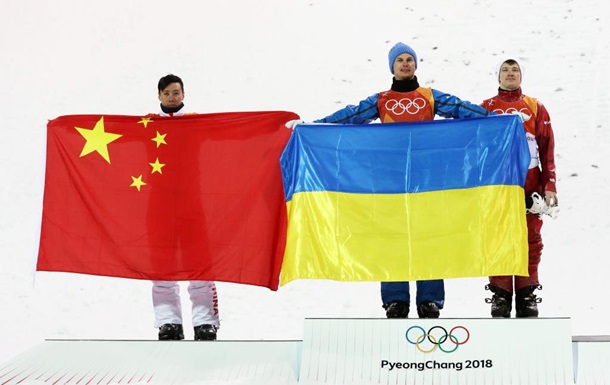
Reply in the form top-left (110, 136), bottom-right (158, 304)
top-left (158, 323), bottom-right (184, 340)
top-left (485, 284), bottom-right (512, 318)
top-left (515, 285), bottom-right (542, 318)
top-left (417, 301), bottom-right (440, 318)
top-left (383, 301), bottom-right (409, 318)
top-left (194, 324), bottom-right (218, 341)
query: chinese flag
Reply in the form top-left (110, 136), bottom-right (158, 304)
top-left (37, 111), bottom-right (298, 290)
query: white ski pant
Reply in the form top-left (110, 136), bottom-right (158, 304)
top-left (152, 280), bottom-right (219, 328)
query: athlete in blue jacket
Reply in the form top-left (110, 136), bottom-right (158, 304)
top-left (289, 42), bottom-right (491, 318)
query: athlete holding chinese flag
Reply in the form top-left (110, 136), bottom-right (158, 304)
top-left (150, 74), bottom-right (219, 341)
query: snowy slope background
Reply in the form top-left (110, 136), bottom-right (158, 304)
top-left (1, 0), bottom-right (608, 364)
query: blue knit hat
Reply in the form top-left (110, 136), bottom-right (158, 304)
top-left (388, 42), bottom-right (418, 74)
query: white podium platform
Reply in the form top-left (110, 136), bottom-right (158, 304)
top-left (0, 318), bottom-right (608, 385)
top-left (0, 340), bottom-right (301, 385)
top-left (299, 318), bottom-right (573, 385)
top-left (572, 335), bottom-right (610, 385)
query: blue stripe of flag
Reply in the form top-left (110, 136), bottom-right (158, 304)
top-left (280, 115), bottom-right (530, 201)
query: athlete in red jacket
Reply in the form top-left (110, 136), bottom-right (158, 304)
top-left (481, 58), bottom-right (558, 318)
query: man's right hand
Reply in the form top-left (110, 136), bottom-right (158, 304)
top-left (285, 120), bottom-right (304, 129)
top-left (510, 111), bottom-right (531, 123)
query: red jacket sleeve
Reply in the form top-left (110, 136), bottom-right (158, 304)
top-left (535, 101), bottom-right (557, 193)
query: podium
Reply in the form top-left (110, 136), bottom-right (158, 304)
top-left (1, 318), bottom-right (607, 385)
top-left (298, 318), bottom-right (573, 385)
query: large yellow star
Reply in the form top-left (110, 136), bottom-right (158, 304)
top-left (130, 175), bottom-right (147, 191)
top-left (151, 131), bottom-right (167, 148)
top-left (138, 117), bottom-right (153, 128)
top-left (149, 158), bottom-right (165, 174)
top-left (75, 117), bottom-right (122, 163)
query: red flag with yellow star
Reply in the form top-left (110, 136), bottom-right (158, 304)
top-left (37, 111), bottom-right (297, 290)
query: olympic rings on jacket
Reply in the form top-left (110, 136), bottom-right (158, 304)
top-left (405, 325), bottom-right (470, 353)
top-left (385, 98), bottom-right (427, 115)
top-left (492, 107), bottom-right (530, 117)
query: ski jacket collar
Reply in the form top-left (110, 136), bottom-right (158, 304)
top-left (391, 76), bottom-right (420, 93)
top-left (496, 87), bottom-right (523, 102)
top-left (159, 102), bottom-right (185, 116)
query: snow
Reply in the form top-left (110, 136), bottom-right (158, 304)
top-left (1, 0), bottom-right (608, 365)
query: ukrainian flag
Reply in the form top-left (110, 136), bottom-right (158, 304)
top-left (279, 115), bottom-right (530, 285)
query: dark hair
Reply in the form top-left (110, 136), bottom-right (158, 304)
top-left (503, 59), bottom-right (519, 66)
top-left (158, 74), bottom-right (184, 93)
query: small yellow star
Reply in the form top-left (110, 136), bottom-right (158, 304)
top-left (75, 117), bottom-right (122, 163)
top-left (130, 175), bottom-right (147, 191)
top-left (149, 158), bottom-right (165, 174)
top-left (138, 117), bottom-right (153, 128)
top-left (151, 131), bottom-right (167, 148)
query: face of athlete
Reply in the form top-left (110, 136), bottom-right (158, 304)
top-left (498, 62), bottom-right (522, 91)
top-left (393, 53), bottom-right (416, 81)
top-left (158, 82), bottom-right (185, 108)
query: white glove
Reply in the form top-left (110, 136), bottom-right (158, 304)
top-left (511, 111), bottom-right (531, 123)
top-left (544, 205), bottom-right (560, 220)
top-left (285, 119), bottom-right (304, 129)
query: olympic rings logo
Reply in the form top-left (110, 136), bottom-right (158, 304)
top-left (492, 107), bottom-right (531, 119)
top-left (385, 98), bottom-right (427, 115)
top-left (405, 325), bottom-right (470, 353)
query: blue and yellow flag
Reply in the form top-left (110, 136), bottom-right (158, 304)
top-left (279, 115), bottom-right (530, 285)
